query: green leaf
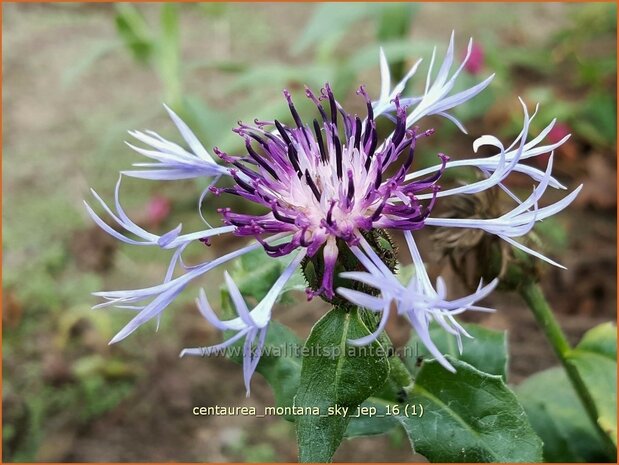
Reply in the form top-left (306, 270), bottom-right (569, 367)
top-left (220, 248), bottom-right (284, 308)
top-left (158, 3), bottom-right (182, 109)
top-left (567, 352), bottom-right (617, 446)
top-left (453, 77), bottom-right (496, 123)
top-left (570, 322), bottom-right (617, 445)
top-left (345, 361), bottom-right (408, 438)
top-left (345, 331), bottom-right (413, 439)
top-left (249, 321), bottom-right (302, 421)
top-left (347, 324), bottom-right (510, 441)
top-left (216, 96), bottom-right (306, 152)
top-left (374, 4), bottom-right (417, 82)
top-left (114, 4), bottom-right (154, 64)
top-left (198, 2), bottom-right (228, 17)
top-left (225, 63), bottom-right (332, 94)
top-left (517, 367), bottom-right (612, 462)
top-left (575, 92), bottom-right (617, 146)
top-left (375, 4), bottom-right (417, 42)
top-left (61, 40), bottom-right (122, 88)
top-left (345, 398), bottom-right (398, 438)
top-left (346, 40), bottom-right (436, 82)
top-left (532, 216), bottom-right (569, 254)
top-left (348, 357), bottom-right (542, 461)
top-left (295, 308), bottom-right (390, 462)
top-left (400, 358), bottom-right (543, 462)
top-left (576, 322), bottom-right (617, 360)
top-left (404, 323), bottom-right (509, 381)
top-left (516, 323), bottom-right (617, 460)
top-left (185, 58), bottom-right (247, 74)
top-left (329, 64), bottom-right (358, 101)
top-left (293, 4), bottom-right (375, 54)
top-left (182, 95), bottom-right (232, 148)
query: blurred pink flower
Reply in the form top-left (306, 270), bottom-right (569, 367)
top-left (147, 194), bottom-right (171, 226)
top-left (547, 122), bottom-right (571, 145)
top-left (532, 123), bottom-right (572, 168)
top-left (464, 43), bottom-right (484, 75)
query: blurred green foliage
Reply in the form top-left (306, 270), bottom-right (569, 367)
top-left (489, 3), bottom-right (616, 146)
top-left (105, 3), bottom-right (425, 153)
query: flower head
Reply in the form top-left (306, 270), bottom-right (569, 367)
top-left (86, 35), bottom-right (581, 393)
top-left (211, 84), bottom-right (444, 299)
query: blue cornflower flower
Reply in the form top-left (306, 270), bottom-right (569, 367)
top-left (86, 34), bottom-right (580, 394)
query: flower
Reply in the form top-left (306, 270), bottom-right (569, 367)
top-left (180, 249), bottom-right (306, 395)
top-left (84, 175), bottom-right (235, 250)
top-left (87, 35), bottom-right (581, 393)
top-left (464, 43), bottom-right (484, 75)
top-left (547, 122), bottom-right (571, 145)
top-left (211, 84), bottom-right (445, 300)
top-left (146, 194), bottom-right (172, 226)
top-left (337, 231), bottom-right (498, 372)
top-left (373, 33), bottom-right (495, 133)
top-left (124, 104), bottom-right (229, 181)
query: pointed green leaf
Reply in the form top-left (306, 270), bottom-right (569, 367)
top-left (401, 358), bottom-right (542, 462)
top-left (347, 323), bottom-right (510, 440)
top-left (516, 323), bottom-right (617, 459)
top-left (348, 357), bottom-right (542, 461)
top-left (293, 4), bottom-right (375, 54)
top-left (344, 386), bottom-right (401, 438)
top-left (405, 323), bottom-right (509, 380)
top-left (295, 308), bottom-right (390, 462)
top-left (374, 4), bottom-right (417, 82)
top-left (158, 3), bottom-right (181, 109)
top-left (253, 322), bottom-right (302, 420)
top-left (345, 331), bottom-right (412, 439)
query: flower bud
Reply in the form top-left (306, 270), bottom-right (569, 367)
top-left (302, 229), bottom-right (398, 306)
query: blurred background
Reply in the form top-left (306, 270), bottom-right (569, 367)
top-left (2, 2), bottom-right (616, 462)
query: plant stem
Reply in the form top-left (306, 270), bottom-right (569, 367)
top-left (520, 280), bottom-right (616, 456)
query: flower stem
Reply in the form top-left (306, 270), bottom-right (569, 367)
top-left (519, 280), bottom-right (616, 455)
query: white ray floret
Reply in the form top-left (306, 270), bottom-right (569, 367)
top-left (373, 32), bottom-right (494, 133)
top-left (123, 104), bottom-right (229, 180)
top-left (338, 233), bottom-right (498, 371)
top-left (84, 175), bottom-right (235, 249)
top-left (180, 249), bottom-right (306, 395)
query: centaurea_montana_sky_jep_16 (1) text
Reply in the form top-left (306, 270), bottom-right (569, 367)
top-left (85, 32), bottom-right (581, 396)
